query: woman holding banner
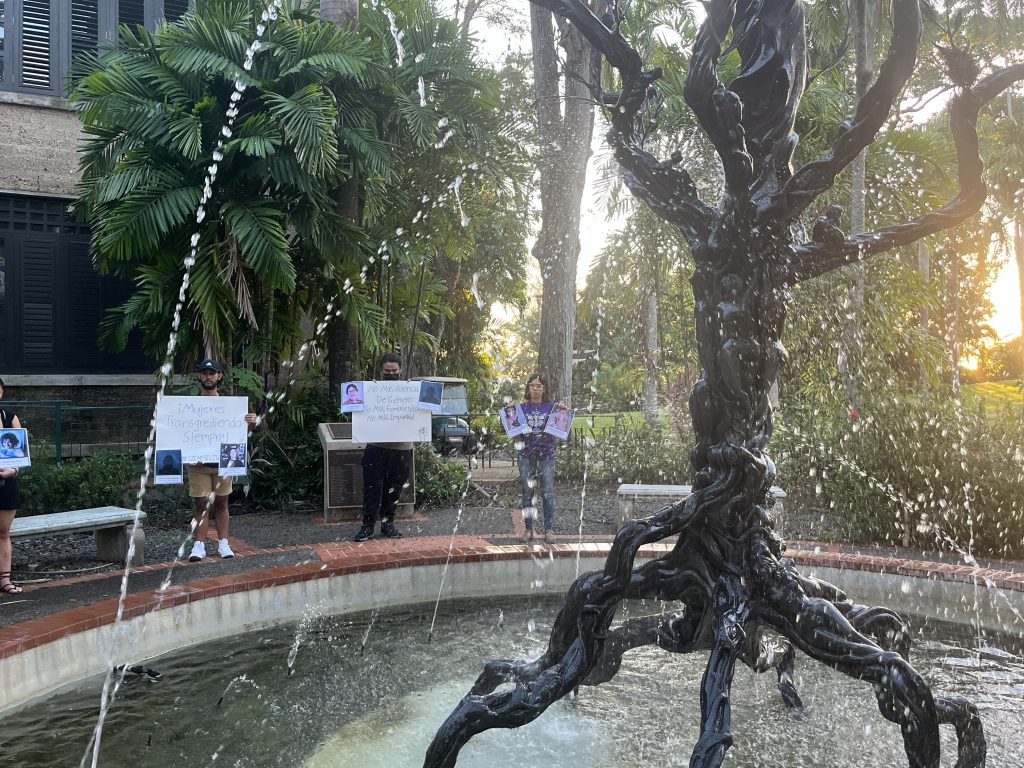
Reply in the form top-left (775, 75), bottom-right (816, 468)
top-left (518, 373), bottom-right (557, 545)
top-left (0, 377), bottom-right (24, 595)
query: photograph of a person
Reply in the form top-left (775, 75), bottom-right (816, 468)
top-left (0, 428), bottom-right (30, 469)
top-left (340, 381), bottom-right (365, 413)
top-left (499, 402), bottom-right (529, 437)
top-left (218, 443), bottom-right (247, 477)
top-left (417, 380), bottom-right (444, 412)
top-left (542, 404), bottom-right (573, 440)
top-left (154, 449), bottom-right (183, 485)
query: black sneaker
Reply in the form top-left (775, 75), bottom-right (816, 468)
top-left (380, 522), bottom-right (403, 539)
top-left (353, 525), bottom-right (374, 542)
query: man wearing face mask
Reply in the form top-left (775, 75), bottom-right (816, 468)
top-left (354, 353), bottom-right (410, 541)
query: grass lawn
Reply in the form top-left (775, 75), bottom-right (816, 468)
top-left (570, 411), bottom-right (646, 432)
top-left (964, 379), bottom-right (1023, 411)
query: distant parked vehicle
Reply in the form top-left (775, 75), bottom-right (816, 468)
top-left (410, 377), bottom-right (478, 456)
top-left (432, 415), bottom-right (477, 455)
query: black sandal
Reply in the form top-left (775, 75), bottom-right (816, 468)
top-left (0, 572), bottom-right (23, 595)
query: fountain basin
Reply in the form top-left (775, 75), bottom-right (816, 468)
top-left (1, 541), bottom-right (1021, 714)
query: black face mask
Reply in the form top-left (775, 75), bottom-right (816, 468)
top-left (382, 372), bottom-right (401, 381)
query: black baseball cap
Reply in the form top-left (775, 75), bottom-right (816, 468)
top-left (196, 358), bottom-right (223, 373)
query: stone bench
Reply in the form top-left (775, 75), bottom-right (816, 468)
top-left (616, 484), bottom-right (787, 532)
top-left (11, 507), bottom-right (146, 566)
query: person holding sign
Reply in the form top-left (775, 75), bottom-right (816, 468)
top-left (518, 373), bottom-right (559, 545)
top-left (185, 359), bottom-right (257, 561)
top-left (0, 378), bottom-right (24, 595)
top-left (354, 353), bottom-right (411, 542)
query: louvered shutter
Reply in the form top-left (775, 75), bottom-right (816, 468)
top-left (19, 0), bottom-right (53, 91)
top-left (15, 232), bottom-right (59, 370)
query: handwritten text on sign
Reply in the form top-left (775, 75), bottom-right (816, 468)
top-left (351, 382), bottom-right (431, 443)
top-left (155, 396), bottom-right (249, 464)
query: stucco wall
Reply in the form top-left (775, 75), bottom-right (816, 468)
top-left (0, 94), bottom-right (82, 196)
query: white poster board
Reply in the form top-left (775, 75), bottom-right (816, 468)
top-left (352, 382), bottom-right (432, 443)
top-left (155, 396), bottom-right (249, 464)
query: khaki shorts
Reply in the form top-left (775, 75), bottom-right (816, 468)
top-left (187, 465), bottom-right (233, 498)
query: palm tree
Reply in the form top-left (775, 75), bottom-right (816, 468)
top-left (70, 0), bottom-right (379, 367)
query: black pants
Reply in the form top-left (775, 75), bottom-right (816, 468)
top-left (361, 445), bottom-right (412, 528)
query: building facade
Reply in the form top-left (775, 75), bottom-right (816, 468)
top-left (1, 2), bottom-right (190, 400)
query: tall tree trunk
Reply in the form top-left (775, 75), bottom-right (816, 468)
top-left (1015, 214), bottom-right (1024, 339)
top-left (323, 0), bottom-right (362, 401)
top-left (947, 231), bottom-right (962, 397)
top-left (641, 261), bottom-right (660, 424)
top-left (530, 3), bottom-right (605, 405)
top-left (918, 239), bottom-right (930, 388)
top-left (838, 0), bottom-right (877, 411)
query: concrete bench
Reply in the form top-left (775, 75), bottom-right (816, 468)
top-left (11, 507), bottom-right (146, 566)
top-left (617, 484), bottom-right (787, 532)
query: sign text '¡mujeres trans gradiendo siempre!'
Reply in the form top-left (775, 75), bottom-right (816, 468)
top-left (155, 396), bottom-right (249, 464)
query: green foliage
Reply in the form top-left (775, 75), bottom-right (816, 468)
top-left (70, 0), bottom-right (378, 364)
top-left (413, 443), bottom-right (469, 506)
top-left (773, 395), bottom-right (1024, 558)
top-left (558, 421), bottom-right (693, 486)
top-left (18, 452), bottom-right (137, 516)
top-left (248, 385), bottom-right (339, 502)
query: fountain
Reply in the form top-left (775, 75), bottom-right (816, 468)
top-left (2, 3), bottom-right (1023, 768)
top-left (1, 598), bottom-right (1022, 767)
top-left (423, 2), bottom-right (1024, 767)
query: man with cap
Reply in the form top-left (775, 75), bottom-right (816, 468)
top-left (187, 358), bottom-right (257, 561)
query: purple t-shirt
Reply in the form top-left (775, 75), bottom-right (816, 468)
top-left (519, 401), bottom-right (556, 460)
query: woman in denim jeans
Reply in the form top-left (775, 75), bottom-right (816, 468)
top-left (518, 373), bottom-right (557, 544)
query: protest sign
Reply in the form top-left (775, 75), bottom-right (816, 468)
top-left (352, 382), bottom-right (432, 443)
top-left (0, 428), bottom-right (31, 469)
top-left (155, 396), bottom-right (249, 464)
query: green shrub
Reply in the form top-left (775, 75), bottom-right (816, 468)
top-left (414, 443), bottom-right (469, 506)
top-left (558, 420), bottom-right (693, 485)
top-left (248, 387), bottom-right (340, 503)
top-left (18, 451), bottom-right (136, 515)
top-left (773, 395), bottom-right (1024, 558)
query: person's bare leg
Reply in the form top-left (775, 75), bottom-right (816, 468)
top-left (213, 495), bottom-right (229, 540)
top-left (192, 495), bottom-right (212, 541)
top-left (0, 509), bottom-right (17, 591)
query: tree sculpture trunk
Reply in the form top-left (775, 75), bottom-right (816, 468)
top-left (531, 2), bottom-right (606, 404)
top-left (425, 2), bottom-right (1023, 767)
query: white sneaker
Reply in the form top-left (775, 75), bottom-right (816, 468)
top-left (188, 541), bottom-right (205, 562)
top-left (218, 539), bottom-right (234, 559)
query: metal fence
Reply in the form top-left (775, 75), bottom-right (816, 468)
top-left (2, 400), bottom-right (152, 463)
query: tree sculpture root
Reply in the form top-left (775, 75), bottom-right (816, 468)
top-left (423, 496), bottom-right (986, 768)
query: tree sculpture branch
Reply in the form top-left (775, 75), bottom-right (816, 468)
top-left (790, 62), bottom-right (1024, 283)
top-left (766, 0), bottom-right (922, 224)
top-left (531, 0), bottom-right (714, 242)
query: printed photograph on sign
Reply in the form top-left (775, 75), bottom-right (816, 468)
top-left (542, 405), bottom-right (574, 440)
top-left (417, 380), bottom-right (444, 412)
top-left (0, 428), bottom-right (31, 469)
top-left (219, 443), bottom-right (247, 477)
top-left (154, 449), bottom-right (183, 485)
top-left (340, 381), bottom-right (365, 413)
top-left (499, 402), bottom-right (529, 437)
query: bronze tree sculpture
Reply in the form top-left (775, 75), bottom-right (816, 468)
top-left (425, 2), bottom-right (1024, 767)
